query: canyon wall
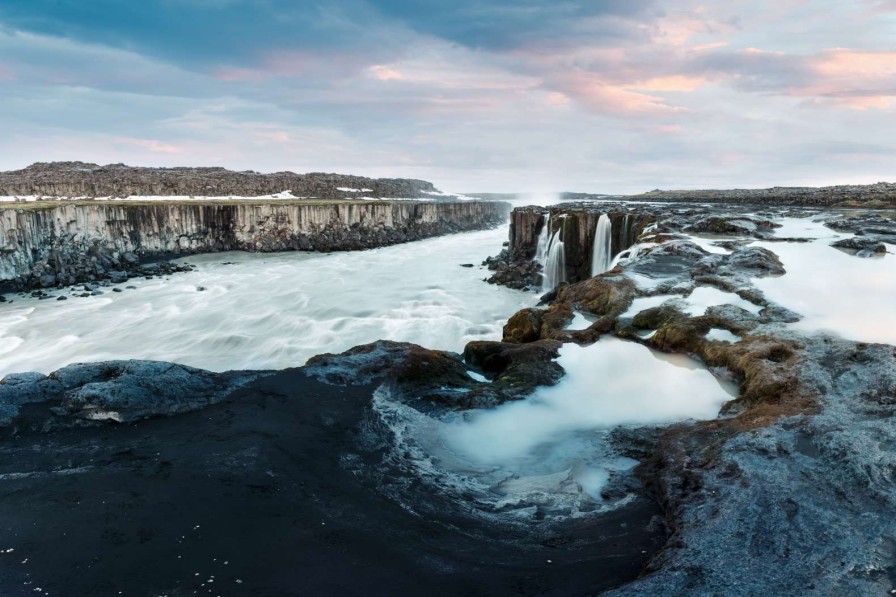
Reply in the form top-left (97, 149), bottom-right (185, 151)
top-left (0, 200), bottom-right (511, 289)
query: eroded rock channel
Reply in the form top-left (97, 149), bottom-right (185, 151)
top-left (1, 201), bottom-right (895, 595)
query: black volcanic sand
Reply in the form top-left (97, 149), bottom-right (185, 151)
top-left (0, 370), bottom-right (665, 596)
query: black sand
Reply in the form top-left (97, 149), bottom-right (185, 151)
top-left (0, 369), bottom-right (664, 596)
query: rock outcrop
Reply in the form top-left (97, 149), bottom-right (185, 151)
top-left (486, 204), bottom-right (655, 289)
top-left (0, 200), bottom-right (511, 290)
top-left (484, 205), bottom-right (896, 595)
top-left (0, 360), bottom-right (263, 428)
top-left (0, 162), bottom-right (443, 200)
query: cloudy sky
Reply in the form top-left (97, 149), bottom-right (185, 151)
top-left (0, 1), bottom-right (894, 193)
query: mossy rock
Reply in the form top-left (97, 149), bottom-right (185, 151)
top-left (503, 308), bottom-right (544, 343)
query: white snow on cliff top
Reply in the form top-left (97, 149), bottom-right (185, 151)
top-left (0, 189), bottom-right (484, 203)
top-left (0, 191), bottom-right (304, 202)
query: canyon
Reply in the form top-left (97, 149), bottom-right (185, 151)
top-left (1, 179), bottom-right (895, 595)
top-left (0, 200), bottom-right (509, 292)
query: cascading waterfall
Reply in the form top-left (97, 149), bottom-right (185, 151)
top-left (622, 214), bottom-right (631, 248)
top-left (534, 214), bottom-right (552, 265)
top-left (590, 214), bottom-right (613, 277)
top-left (541, 230), bottom-right (566, 292)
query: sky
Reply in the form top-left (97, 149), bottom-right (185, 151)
top-left (0, 1), bottom-right (895, 193)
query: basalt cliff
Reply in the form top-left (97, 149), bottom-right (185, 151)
top-left (0, 200), bottom-right (510, 291)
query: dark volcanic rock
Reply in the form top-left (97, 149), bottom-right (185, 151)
top-left (463, 339), bottom-right (565, 397)
top-left (684, 216), bottom-right (779, 237)
top-left (612, 338), bottom-right (896, 596)
top-left (502, 308), bottom-right (544, 343)
top-left (0, 361), bottom-right (263, 428)
top-left (305, 340), bottom-right (471, 396)
top-left (831, 237), bottom-right (888, 256)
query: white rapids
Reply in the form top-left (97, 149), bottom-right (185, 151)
top-left (0, 227), bottom-right (533, 376)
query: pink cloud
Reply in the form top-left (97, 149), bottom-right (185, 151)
top-left (787, 49), bottom-right (896, 110)
top-left (368, 65), bottom-right (403, 81)
top-left (629, 75), bottom-right (708, 92)
top-left (256, 131), bottom-right (291, 143)
top-left (814, 49), bottom-right (896, 78)
top-left (553, 73), bottom-right (684, 115)
top-left (545, 92), bottom-right (570, 107)
top-left (129, 139), bottom-right (184, 154)
top-left (654, 124), bottom-right (683, 135)
top-left (652, 13), bottom-right (736, 47)
top-left (691, 41), bottom-right (730, 52)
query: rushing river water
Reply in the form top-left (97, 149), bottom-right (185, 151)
top-left (0, 227), bottom-right (532, 376)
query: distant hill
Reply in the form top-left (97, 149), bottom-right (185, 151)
top-left (0, 162), bottom-right (443, 200)
top-left (628, 183), bottom-right (896, 207)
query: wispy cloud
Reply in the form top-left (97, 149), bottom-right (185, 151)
top-left (0, 0), bottom-right (894, 192)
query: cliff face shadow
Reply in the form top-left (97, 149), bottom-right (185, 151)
top-left (0, 369), bottom-right (664, 596)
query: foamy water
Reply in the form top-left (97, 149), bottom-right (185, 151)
top-left (0, 227), bottom-right (532, 376)
top-left (376, 338), bottom-right (735, 519)
top-left (752, 218), bottom-right (896, 344)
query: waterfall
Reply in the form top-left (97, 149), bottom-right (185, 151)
top-left (622, 214), bottom-right (631, 248)
top-left (535, 213), bottom-right (567, 292)
top-left (590, 214), bottom-right (613, 277)
top-left (541, 230), bottom-right (566, 292)
top-left (534, 214), bottom-right (552, 265)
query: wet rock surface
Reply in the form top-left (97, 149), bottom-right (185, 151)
top-left (831, 236), bottom-right (888, 256)
top-left (307, 338), bottom-right (567, 410)
top-left (0, 360), bottom-right (263, 430)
